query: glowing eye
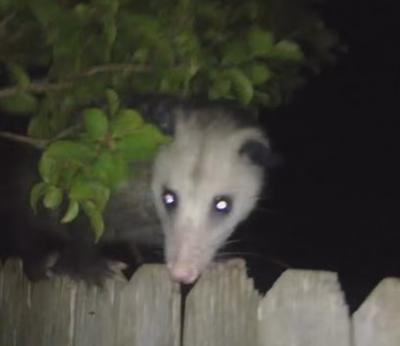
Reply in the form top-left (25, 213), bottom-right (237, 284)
top-left (162, 189), bottom-right (177, 209)
top-left (216, 200), bottom-right (228, 210)
top-left (213, 196), bottom-right (232, 214)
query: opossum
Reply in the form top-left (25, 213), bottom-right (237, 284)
top-left (151, 105), bottom-right (271, 283)
top-left (0, 99), bottom-right (273, 284)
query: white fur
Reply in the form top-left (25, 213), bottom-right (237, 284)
top-left (151, 108), bottom-right (269, 283)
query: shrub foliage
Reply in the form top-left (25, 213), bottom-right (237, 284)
top-left (0, 0), bottom-right (338, 237)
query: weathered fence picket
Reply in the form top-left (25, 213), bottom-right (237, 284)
top-left (183, 259), bottom-right (261, 346)
top-left (0, 260), bottom-right (180, 346)
top-left (1, 258), bottom-right (399, 346)
top-left (353, 277), bottom-right (400, 346)
top-left (257, 270), bottom-right (351, 346)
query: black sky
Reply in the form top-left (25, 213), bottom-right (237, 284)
top-left (241, 0), bottom-right (399, 310)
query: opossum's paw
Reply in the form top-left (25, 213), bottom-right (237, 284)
top-left (97, 241), bottom-right (158, 280)
top-left (23, 252), bottom-right (60, 281)
top-left (50, 255), bottom-right (115, 286)
top-left (106, 260), bottom-right (129, 282)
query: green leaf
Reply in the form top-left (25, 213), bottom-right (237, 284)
top-left (83, 108), bottom-right (109, 141)
top-left (91, 151), bottom-right (114, 187)
top-left (44, 140), bottom-right (96, 164)
top-left (159, 66), bottom-right (191, 94)
top-left (208, 73), bottom-right (232, 100)
top-left (39, 156), bottom-right (60, 184)
top-left (248, 27), bottom-right (274, 57)
top-left (91, 151), bottom-right (128, 189)
top-left (8, 63), bottom-right (30, 88)
top-left (28, 115), bottom-right (52, 139)
top-left (74, 3), bottom-right (90, 20)
top-left (61, 199), bottom-right (80, 223)
top-left (39, 141), bottom-right (95, 184)
top-left (132, 48), bottom-right (149, 64)
top-left (272, 40), bottom-right (304, 61)
top-left (104, 17), bottom-right (117, 47)
top-left (43, 185), bottom-right (63, 210)
top-left (29, 0), bottom-right (63, 26)
top-left (30, 182), bottom-right (48, 213)
top-left (116, 124), bottom-right (170, 161)
top-left (228, 68), bottom-right (254, 105)
top-left (59, 161), bottom-right (81, 188)
top-left (82, 200), bottom-right (104, 241)
top-left (221, 41), bottom-right (249, 65)
top-left (0, 93), bottom-right (38, 115)
top-left (155, 43), bottom-right (175, 69)
top-left (69, 179), bottom-right (110, 211)
top-left (245, 63), bottom-right (272, 85)
top-left (106, 89), bottom-right (120, 117)
top-left (110, 109), bottom-right (144, 137)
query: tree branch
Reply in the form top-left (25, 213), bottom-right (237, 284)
top-left (0, 131), bottom-right (47, 149)
top-left (0, 81), bottom-right (73, 99)
top-left (0, 63), bottom-right (147, 147)
top-left (0, 63), bottom-right (148, 99)
top-left (0, 125), bottom-right (81, 149)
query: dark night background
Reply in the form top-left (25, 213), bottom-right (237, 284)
top-left (1, 0), bottom-right (399, 313)
top-left (238, 0), bottom-right (399, 312)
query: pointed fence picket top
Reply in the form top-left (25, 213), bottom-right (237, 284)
top-left (1, 258), bottom-right (400, 345)
top-left (257, 270), bottom-right (351, 346)
top-left (0, 260), bottom-right (180, 346)
top-left (183, 259), bottom-right (261, 346)
top-left (353, 277), bottom-right (400, 346)
top-left (113, 264), bottom-right (181, 346)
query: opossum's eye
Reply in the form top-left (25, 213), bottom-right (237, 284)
top-left (213, 195), bottom-right (232, 214)
top-left (162, 188), bottom-right (177, 210)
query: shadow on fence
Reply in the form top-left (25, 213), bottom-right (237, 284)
top-left (1, 259), bottom-right (399, 346)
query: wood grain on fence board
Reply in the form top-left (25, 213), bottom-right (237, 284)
top-left (257, 270), bottom-right (351, 346)
top-left (1, 259), bottom-right (400, 346)
top-left (183, 259), bottom-right (261, 346)
top-left (0, 260), bottom-right (180, 346)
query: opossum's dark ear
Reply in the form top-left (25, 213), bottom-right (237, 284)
top-left (138, 99), bottom-right (177, 135)
top-left (239, 140), bottom-right (283, 168)
top-left (122, 95), bottom-right (178, 135)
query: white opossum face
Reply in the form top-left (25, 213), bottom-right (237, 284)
top-left (151, 114), bottom-right (268, 284)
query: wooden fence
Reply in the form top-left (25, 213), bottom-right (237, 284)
top-left (1, 258), bottom-right (399, 346)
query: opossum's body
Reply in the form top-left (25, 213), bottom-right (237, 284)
top-left (0, 140), bottom-right (162, 282)
top-left (151, 106), bottom-right (270, 283)
top-left (0, 100), bottom-right (271, 284)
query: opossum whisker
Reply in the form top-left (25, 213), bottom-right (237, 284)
top-left (215, 248), bottom-right (271, 260)
top-left (215, 251), bottom-right (256, 260)
top-left (220, 238), bottom-right (243, 247)
top-left (215, 251), bottom-right (291, 269)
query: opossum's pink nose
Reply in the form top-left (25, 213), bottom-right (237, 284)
top-left (169, 265), bottom-right (199, 284)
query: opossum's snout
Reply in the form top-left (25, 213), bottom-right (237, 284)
top-left (165, 235), bottom-right (212, 284)
top-left (168, 262), bottom-right (199, 284)
top-left (164, 226), bottom-right (221, 284)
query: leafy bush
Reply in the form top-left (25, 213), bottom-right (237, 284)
top-left (0, 0), bottom-right (339, 237)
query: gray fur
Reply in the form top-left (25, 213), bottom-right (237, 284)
top-left (0, 102), bottom-right (269, 285)
top-left (151, 107), bottom-right (269, 283)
